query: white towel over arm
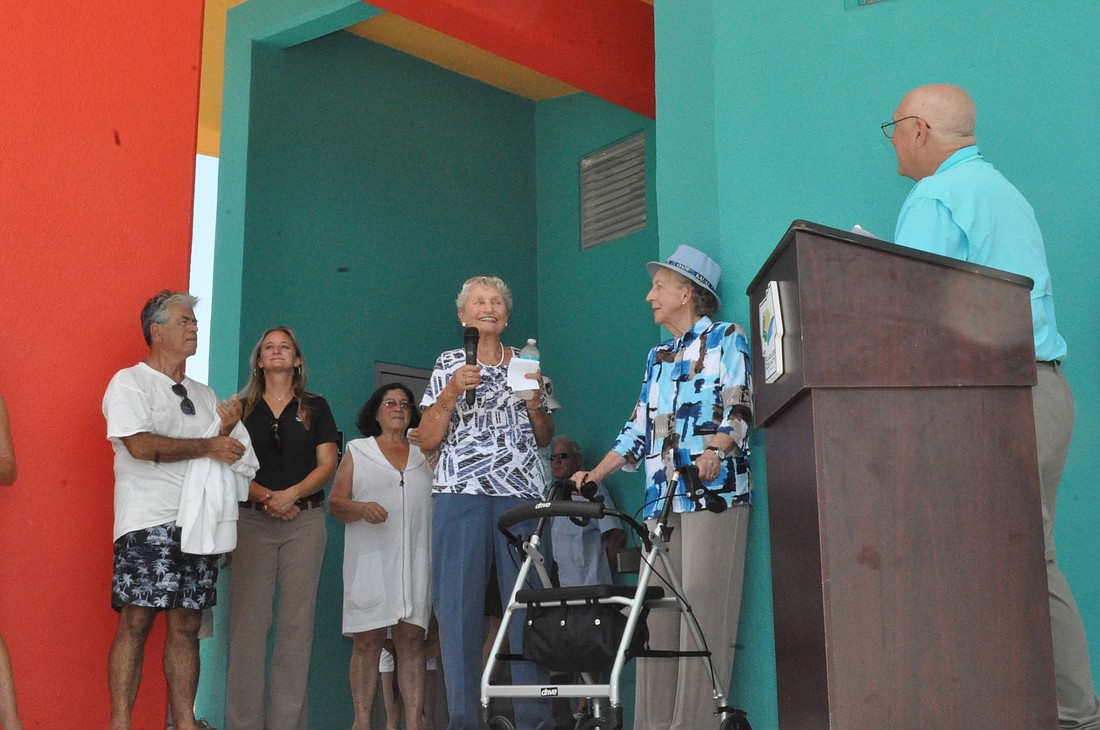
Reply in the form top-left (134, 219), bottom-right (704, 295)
top-left (177, 418), bottom-right (259, 555)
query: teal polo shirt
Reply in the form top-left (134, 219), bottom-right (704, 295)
top-left (894, 145), bottom-right (1067, 362)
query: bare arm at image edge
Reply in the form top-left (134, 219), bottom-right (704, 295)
top-left (0, 395), bottom-right (16, 486)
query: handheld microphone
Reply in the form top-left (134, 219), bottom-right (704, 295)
top-left (462, 327), bottom-right (479, 406)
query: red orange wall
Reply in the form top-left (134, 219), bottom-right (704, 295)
top-left (1, 3), bottom-right (205, 726)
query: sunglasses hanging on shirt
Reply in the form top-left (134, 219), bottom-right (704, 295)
top-left (171, 383), bottom-right (196, 416)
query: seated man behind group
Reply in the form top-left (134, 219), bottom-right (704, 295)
top-left (548, 436), bottom-right (626, 587)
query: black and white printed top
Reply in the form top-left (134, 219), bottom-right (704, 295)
top-left (421, 346), bottom-right (549, 497)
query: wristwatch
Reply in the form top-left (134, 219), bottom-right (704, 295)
top-left (705, 445), bottom-right (727, 459)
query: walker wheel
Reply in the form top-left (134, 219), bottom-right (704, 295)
top-left (575, 718), bottom-right (608, 730)
top-left (718, 708), bottom-right (751, 730)
top-left (485, 715), bottom-right (516, 730)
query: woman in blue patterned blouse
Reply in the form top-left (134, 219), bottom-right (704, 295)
top-left (417, 275), bottom-right (554, 730)
top-left (571, 245), bottom-right (753, 730)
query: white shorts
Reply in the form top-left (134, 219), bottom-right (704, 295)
top-left (379, 647), bottom-right (395, 673)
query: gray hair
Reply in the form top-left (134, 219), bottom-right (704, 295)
top-left (551, 435), bottom-right (581, 459)
top-left (456, 276), bottom-right (513, 313)
top-left (689, 282), bottom-right (720, 317)
top-left (140, 289), bottom-right (199, 346)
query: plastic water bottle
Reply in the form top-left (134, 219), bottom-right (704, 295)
top-left (516, 338), bottom-right (540, 400)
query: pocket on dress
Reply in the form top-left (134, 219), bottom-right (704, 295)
top-left (345, 551), bottom-right (385, 612)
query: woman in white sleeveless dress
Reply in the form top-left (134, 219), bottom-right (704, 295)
top-left (330, 383), bottom-right (433, 730)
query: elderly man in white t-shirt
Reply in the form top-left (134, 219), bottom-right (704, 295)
top-left (103, 290), bottom-right (248, 730)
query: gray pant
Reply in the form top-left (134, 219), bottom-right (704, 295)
top-left (225, 507), bottom-right (327, 730)
top-left (1035, 362), bottom-right (1100, 729)
top-left (634, 505), bottom-right (750, 730)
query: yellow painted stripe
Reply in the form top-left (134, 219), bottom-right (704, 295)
top-left (345, 13), bottom-right (579, 101)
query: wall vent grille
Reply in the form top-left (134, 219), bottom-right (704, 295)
top-left (580, 132), bottom-right (646, 249)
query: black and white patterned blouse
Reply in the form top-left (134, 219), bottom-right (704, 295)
top-left (421, 347), bottom-right (549, 497)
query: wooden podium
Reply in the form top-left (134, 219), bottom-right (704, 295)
top-left (747, 221), bottom-right (1056, 728)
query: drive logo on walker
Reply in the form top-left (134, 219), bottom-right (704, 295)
top-left (540, 687), bottom-right (559, 697)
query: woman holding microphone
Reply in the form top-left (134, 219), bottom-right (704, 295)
top-left (416, 275), bottom-right (554, 730)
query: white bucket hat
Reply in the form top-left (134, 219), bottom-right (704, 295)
top-left (646, 244), bottom-right (722, 308)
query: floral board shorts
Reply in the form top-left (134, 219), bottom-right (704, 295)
top-left (111, 522), bottom-right (218, 611)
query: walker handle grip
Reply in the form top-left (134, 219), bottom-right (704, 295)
top-left (497, 499), bottom-right (605, 532)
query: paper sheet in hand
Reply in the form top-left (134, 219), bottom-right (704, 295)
top-left (507, 358), bottom-right (541, 391)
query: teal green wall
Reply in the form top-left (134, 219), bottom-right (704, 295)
top-left (534, 92), bottom-right (660, 730)
top-left (240, 30), bottom-right (539, 393)
top-left (210, 0), bottom-right (558, 723)
top-left (231, 67), bottom-right (663, 726)
top-left (534, 93), bottom-right (660, 505)
top-left (209, 0), bottom-right (380, 405)
top-left (210, 2), bottom-right (658, 725)
top-left (654, 2), bottom-right (781, 723)
top-left (234, 31), bottom-right (539, 728)
top-left (206, 1), bottom-right (383, 723)
top-left (211, 1), bottom-right (1100, 727)
top-left (658, 1), bottom-right (1100, 725)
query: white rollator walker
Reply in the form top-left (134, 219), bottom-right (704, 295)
top-left (481, 472), bottom-right (752, 730)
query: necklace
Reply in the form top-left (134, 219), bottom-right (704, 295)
top-left (476, 342), bottom-right (505, 367)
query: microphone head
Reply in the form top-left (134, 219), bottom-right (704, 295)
top-left (463, 326), bottom-right (479, 344)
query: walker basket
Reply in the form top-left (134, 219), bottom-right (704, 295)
top-left (519, 584), bottom-right (651, 674)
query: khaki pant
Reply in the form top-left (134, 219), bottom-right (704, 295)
top-left (225, 507), bottom-right (327, 730)
top-left (1035, 363), bottom-right (1100, 729)
top-left (634, 505), bottom-right (750, 730)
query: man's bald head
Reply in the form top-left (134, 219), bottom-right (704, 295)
top-left (890, 84), bottom-right (978, 181)
top-left (899, 84), bottom-right (976, 140)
